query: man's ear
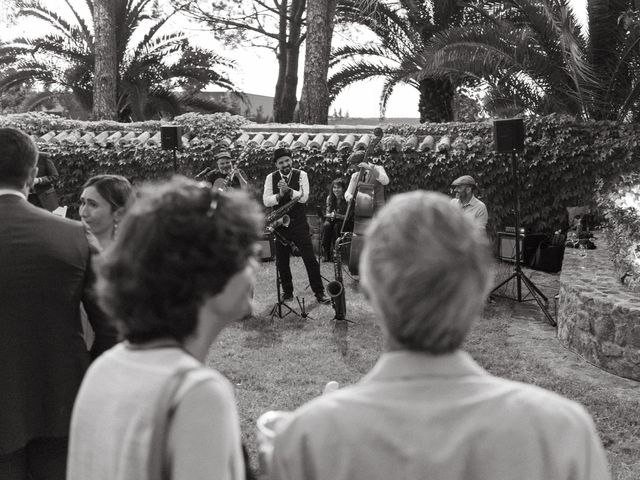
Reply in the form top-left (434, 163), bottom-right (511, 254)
top-left (26, 166), bottom-right (38, 188)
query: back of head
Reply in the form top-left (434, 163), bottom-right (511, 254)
top-left (0, 128), bottom-right (38, 189)
top-left (360, 191), bottom-right (492, 354)
top-left (83, 174), bottom-right (134, 211)
top-left (96, 176), bottom-right (263, 343)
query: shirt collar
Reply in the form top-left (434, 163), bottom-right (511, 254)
top-left (0, 189), bottom-right (27, 200)
top-left (460, 195), bottom-right (478, 208)
top-left (360, 349), bottom-right (488, 383)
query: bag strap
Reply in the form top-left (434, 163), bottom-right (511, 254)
top-left (148, 366), bottom-right (202, 480)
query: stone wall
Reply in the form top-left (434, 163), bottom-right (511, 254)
top-left (557, 237), bottom-right (640, 381)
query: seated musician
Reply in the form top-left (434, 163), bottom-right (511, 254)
top-left (321, 178), bottom-right (352, 262)
top-left (201, 147), bottom-right (249, 190)
top-left (344, 151), bottom-right (389, 210)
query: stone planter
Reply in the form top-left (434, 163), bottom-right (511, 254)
top-left (557, 236), bottom-right (640, 381)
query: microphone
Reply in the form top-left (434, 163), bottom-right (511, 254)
top-left (195, 167), bottom-right (211, 180)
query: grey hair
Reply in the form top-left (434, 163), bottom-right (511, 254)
top-left (359, 190), bottom-right (493, 354)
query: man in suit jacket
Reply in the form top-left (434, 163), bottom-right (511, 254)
top-left (0, 128), bottom-right (117, 480)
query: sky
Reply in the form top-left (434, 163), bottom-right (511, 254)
top-left (1, 0), bottom-right (588, 119)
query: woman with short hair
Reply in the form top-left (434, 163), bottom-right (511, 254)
top-left (67, 176), bottom-right (263, 480)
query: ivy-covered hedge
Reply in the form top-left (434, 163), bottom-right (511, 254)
top-left (2, 113), bottom-right (639, 255)
top-left (596, 173), bottom-right (640, 290)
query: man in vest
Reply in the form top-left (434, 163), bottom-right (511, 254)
top-left (263, 148), bottom-right (330, 305)
top-left (450, 175), bottom-right (488, 230)
top-left (344, 151), bottom-right (389, 209)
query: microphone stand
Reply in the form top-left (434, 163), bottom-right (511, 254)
top-left (267, 227), bottom-right (301, 321)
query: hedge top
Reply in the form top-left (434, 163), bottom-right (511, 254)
top-left (29, 126), bottom-right (462, 154)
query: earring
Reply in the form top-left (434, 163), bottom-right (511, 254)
top-left (112, 219), bottom-right (119, 238)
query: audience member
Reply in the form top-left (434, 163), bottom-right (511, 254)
top-left (321, 178), bottom-right (351, 262)
top-left (67, 176), bottom-right (262, 480)
top-left (28, 151), bottom-right (60, 211)
top-left (268, 191), bottom-right (609, 480)
top-left (0, 128), bottom-right (117, 480)
top-left (450, 174), bottom-right (488, 229)
top-left (79, 174), bottom-right (134, 252)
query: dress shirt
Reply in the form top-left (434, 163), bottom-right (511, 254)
top-left (451, 195), bottom-right (488, 228)
top-left (270, 349), bottom-right (609, 480)
top-left (263, 169), bottom-right (309, 207)
top-left (345, 165), bottom-right (389, 202)
top-left (0, 188), bottom-right (27, 200)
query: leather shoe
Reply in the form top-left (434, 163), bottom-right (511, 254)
top-left (315, 293), bottom-right (331, 305)
top-left (282, 292), bottom-right (294, 302)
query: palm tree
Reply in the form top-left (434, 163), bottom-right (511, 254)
top-left (0, 0), bottom-right (237, 121)
top-left (418, 0), bottom-right (640, 121)
top-left (329, 0), bottom-right (471, 123)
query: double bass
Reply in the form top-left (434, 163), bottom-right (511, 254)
top-left (341, 127), bottom-right (384, 275)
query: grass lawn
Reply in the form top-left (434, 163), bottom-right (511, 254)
top-left (206, 258), bottom-right (640, 480)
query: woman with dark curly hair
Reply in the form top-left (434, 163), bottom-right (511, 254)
top-left (67, 176), bottom-right (263, 480)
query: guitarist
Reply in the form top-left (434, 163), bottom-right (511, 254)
top-left (201, 148), bottom-right (249, 190)
top-left (344, 151), bottom-right (389, 210)
top-left (321, 178), bottom-right (351, 262)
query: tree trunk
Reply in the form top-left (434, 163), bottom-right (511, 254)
top-left (272, 0), bottom-right (305, 123)
top-left (587, 0), bottom-right (630, 120)
top-left (92, 0), bottom-right (118, 120)
top-left (418, 77), bottom-right (454, 123)
top-left (299, 0), bottom-right (338, 125)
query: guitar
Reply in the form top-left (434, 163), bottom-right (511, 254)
top-left (326, 212), bottom-right (347, 220)
top-left (211, 164), bottom-right (240, 192)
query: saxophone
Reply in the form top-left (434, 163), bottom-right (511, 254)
top-left (326, 233), bottom-right (348, 320)
top-left (265, 178), bottom-right (303, 231)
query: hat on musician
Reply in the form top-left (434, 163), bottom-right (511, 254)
top-left (451, 175), bottom-right (477, 187)
top-left (214, 150), bottom-right (232, 161)
top-left (273, 147), bottom-right (291, 163)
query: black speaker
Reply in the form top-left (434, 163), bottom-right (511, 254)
top-left (161, 125), bottom-right (182, 150)
top-left (493, 118), bottom-right (524, 153)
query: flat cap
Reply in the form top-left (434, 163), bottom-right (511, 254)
top-left (451, 175), bottom-right (477, 187)
top-left (273, 147), bottom-right (292, 163)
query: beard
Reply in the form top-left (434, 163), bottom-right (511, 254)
top-left (280, 165), bottom-right (292, 176)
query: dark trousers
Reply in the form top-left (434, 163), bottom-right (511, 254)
top-left (322, 219), bottom-right (353, 260)
top-left (275, 225), bottom-right (324, 296)
top-left (0, 437), bottom-right (67, 480)
top-left (321, 221), bottom-right (339, 260)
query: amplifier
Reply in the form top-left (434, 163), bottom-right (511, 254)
top-left (498, 231), bottom-right (523, 263)
top-left (258, 233), bottom-right (275, 261)
top-left (498, 232), bottom-right (548, 264)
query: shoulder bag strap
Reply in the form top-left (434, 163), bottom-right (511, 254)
top-left (147, 366), bottom-right (201, 480)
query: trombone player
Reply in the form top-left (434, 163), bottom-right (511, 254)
top-left (263, 148), bottom-right (329, 305)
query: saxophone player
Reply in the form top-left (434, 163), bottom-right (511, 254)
top-left (263, 148), bottom-right (330, 305)
top-left (200, 147), bottom-right (249, 190)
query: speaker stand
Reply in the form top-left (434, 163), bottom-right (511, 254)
top-left (490, 151), bottom-right (556, 327)
top-left (171, 148), bottom-right (178, 173)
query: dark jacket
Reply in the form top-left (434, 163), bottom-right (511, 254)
top-left (28, 155), bottom-right (59, 211)
top-left (0, 195), bottom-right (118, 454)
